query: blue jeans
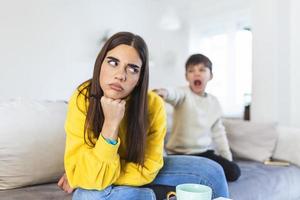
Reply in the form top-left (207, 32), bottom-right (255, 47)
top-left (72, 155), bottom-right (229, 200)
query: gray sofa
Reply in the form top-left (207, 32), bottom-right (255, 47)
top-left (229, 160), bottom-right (300, 200)
top-left (1, 101), bottom-right (300, 200)
top-left (1, 159), bottom-right (300, 200)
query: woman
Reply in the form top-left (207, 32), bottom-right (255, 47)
top-left (58, 32), bottom-right (229, 200)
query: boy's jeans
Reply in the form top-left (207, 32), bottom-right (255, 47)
top-left (73, 155), bottom-right (229, 200)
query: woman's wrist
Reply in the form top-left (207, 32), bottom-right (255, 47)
top-left (101, 121), bottom-right (119, 140)
top-left (101, 134), bottom-right (118, 145)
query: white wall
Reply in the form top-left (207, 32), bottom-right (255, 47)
top-left (251, 0), bottom-right (280, 123)
top-left (290, 0), bottom-right (300, 127)
top-left (0, 0), bottom-right (250, 102)
top-left (1, 0), bottom-right (299, 126)
top-left (251, 0), bottom-right (300, 127)
top-left (0, 0), bottom-right (188, 100)
top-left (188, 3), bottom-right (251, 118)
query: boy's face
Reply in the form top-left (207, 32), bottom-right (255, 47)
top-left (185, 63), bottom-right (212, 95)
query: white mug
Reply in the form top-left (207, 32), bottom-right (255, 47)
top-left (167, 183), bottom-right (212, 200)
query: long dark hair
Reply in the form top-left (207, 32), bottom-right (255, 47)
top-left (77, 32), bottom-right (149, 165)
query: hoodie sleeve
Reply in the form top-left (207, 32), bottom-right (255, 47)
top-left (164, 87), bottom-right (186, 107)
top-left (64, 90), bottom-right (121, 190)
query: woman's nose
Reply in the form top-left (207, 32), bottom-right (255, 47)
top-left (114, 67), bottom-right (127, 81)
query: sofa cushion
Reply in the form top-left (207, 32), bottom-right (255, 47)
top-left (0, 100), bottom-right (67, 189)
top-left (273, 126), bottom-right (300, 167)
top-left (0, 183), bottom-right (71, 200)
top-left (228, 160), bottom-right (300, 200)
top-left (223, 119), bottom-right (278, 162)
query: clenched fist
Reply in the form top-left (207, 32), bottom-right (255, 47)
top-left (100, 96), bottom-right (126, 140)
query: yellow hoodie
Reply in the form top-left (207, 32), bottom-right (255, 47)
top-left (64, 87), bottom-right (166, 190)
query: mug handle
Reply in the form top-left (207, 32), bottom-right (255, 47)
top-left (166, 191), bottom-right (176, 200)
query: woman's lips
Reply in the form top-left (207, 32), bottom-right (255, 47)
top-left (109, 83), bottom-right (124, 92)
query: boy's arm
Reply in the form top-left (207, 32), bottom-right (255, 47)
top-left (153, 87), bottom-right (185, 107)
top-left (211, 118), bottom-right (233, 161)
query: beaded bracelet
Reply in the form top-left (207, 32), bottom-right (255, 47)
top-left (101, 134), bottom-right (117, 145)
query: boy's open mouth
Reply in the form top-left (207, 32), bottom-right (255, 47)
top-left (194, 80), bottom-right (202, 86)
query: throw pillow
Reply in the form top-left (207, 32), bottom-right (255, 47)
top-left (0, 100), bottom-right (67, 189)
top-left (273, 126), bottom-right (300, 167)
top-left (223, 119), bottom-right (278, 162)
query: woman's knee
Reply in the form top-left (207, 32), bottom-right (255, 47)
top-left (72, 186), bottom-right (155, 200)
top-left (164, 155), bottom-right (221, 170)
top-left (72, 187), bottom-right (112, 200)
top-left (109, 186), bottom-right (156, 200)
top-left (72, 188), bottom-right (98, 200)
top-left (168, 156), bottom-right (225, 178)
top-left (161, 156), bottom-right (228, 198)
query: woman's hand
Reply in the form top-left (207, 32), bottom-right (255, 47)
top-left (57, 173), bottom-right (74, 194)
top-left (101, 96), bottom-right (126, 140)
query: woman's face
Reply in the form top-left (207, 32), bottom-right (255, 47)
top-left (99, 44), bottom-right (142, 99)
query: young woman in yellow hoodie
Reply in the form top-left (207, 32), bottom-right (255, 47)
top-left (58, 32), bottom-right (229, 200)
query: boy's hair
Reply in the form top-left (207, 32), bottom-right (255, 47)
top-left (185, 54), bottom-right (212, 73)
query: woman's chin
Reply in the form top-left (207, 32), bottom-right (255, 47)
top-left (103, 91), bottom-right (126, 100)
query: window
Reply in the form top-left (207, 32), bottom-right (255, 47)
top-left (190, 29), bottom-right (252, 117)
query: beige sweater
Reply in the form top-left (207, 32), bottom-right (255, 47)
top-left (165, 86), bottom-right (232, 161)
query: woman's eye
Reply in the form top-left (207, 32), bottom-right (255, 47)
top-left (127, 66), bottom-right (139, 74)
top-left (108, 60), bottom-right (118, 66)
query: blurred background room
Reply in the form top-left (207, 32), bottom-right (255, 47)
top-left (0, 0), bottom-right (299, 127)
